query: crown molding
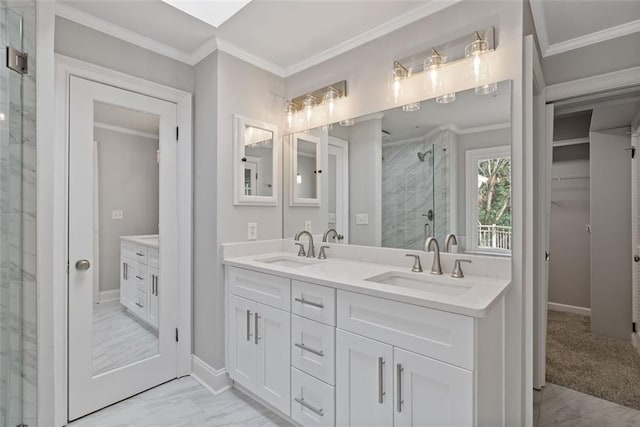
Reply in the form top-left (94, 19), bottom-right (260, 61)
top-left (452, 122), bottom-right (511, 135)
top-left (55, 3), bottom-right (193, 64)
top-left (214, 38), bottom-right (285, 76)
top-left (529, 0), bottom-right (550, 56)
top-left (544, 19), bottom-right (640, 57)
top-left (94, 121), bottom-right (159, 140)
top-left (281, 0), bottom-right (463, 77)
top-left (546, 66), bottom-right (640, 102)
top-left (553, 137), bottom-right (589, 147)
top-left (189, 37), bottom-right (219, 66)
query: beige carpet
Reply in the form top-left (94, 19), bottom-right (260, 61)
top-left (546, 310), bottom-right (640, 410)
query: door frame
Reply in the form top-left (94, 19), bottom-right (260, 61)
top-left (328, 136), bottom-right (349, 243)
top-left (52, 54), bottom-right (192, 425)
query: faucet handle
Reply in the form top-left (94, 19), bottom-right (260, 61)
top-left (318, 246), bottom-right (330, 260)
top-left (451, 259), bottom-right (472, 278)
top-left (406, 254), bottom-right (423, 273)
top-left (294, 242), bottom-right (306, 257)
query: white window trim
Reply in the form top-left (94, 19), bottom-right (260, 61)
top-left (465, 145), bottom-right (512, 255)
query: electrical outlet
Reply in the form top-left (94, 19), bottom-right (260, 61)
top-left (247, 222), bottom-right (257, 240)
top-left (355, 213), bottom-right (369, 225)
top-left (112, 210), bottom-right (123, 220)
top-left (304, 220), bottom-right (312, 232)
top-left (328, 213), bottom-right (336, 223)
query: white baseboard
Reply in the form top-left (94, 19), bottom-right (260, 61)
top-left (548, 302), bottom-right (591, 317)
top-left (191, 355), bottom-right (232, 396)
top-left (99, 289), bottom-right (120, 303)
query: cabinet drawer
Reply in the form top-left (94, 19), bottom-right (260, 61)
top-left (337, 290), bottom-right (474, 370)
top-left (292, 281), bottom-right (336, 326)
top-left (228, 267), bottom-right (291, 311)
top-left (133, 245), bottom-right (148, 264)
top-left (292, 315), bottom-right (335, 385)
top-left (121, 241), bottom-right (138, 259)
top-left (131, 289), bottom-right (147, 318)
top-left (148, 248), bottom-right (159, 268)
top-left (291, 367), bottom-right (335, 427)
top-left (135, 264), bottom-right (146, 291)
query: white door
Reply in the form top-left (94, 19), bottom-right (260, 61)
top-left (393, 348), bottom-right (472, 427)
top-left (256, 303), bottom-right (291, 415)
top-left (632, 129), bottom-right (640, 348)
top-left (68, 76), bottom-right (179, 419)
top-left (336, 329), bottom-right (393, 427)
top-left (328, 137), bottom-right (349, 242)
top-left (227, 295), bottom-right (258, 391)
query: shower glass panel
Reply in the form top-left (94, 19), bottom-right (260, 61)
top-left (1, 1), bottom-right (34, 425)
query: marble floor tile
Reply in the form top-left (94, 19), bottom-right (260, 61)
top-left (69, 376), bottom-right (293, 427)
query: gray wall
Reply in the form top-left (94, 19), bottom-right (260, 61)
top-left (95, 127), bottom-right (159, 293)
top-left (548, 144), bottom-right (591, 309)
top-left (456, 127), bottom-right (511, 240)
top-left (590, 130), bottom-right (632, 339)
top-left (55, 17), bottom-right (194, 93)
top-left (348, 118), bottom-right (382, 246)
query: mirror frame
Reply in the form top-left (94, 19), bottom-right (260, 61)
top-left (290, 132), bottom-right (322, 206)
top-left (233, 114), bottom-right (279, 206)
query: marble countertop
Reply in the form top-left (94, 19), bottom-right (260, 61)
top-left (121, 234), bottom-right (159, 248)
top-left (224, 250), bottom-right (511, 318)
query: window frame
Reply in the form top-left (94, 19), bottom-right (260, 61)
top-left (465, 145), bottom-right (512, 255)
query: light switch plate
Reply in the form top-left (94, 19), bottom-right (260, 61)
top-left (247, 222), bottom-right (257, 240)
top-left (328, 213), bottom-right (336, 223)
top-left (304, 220), bottom-right (312, 232)
top-left (112, 210), bottom-right (123, 220)
top-left (355, 213), bottom-right (369, 225)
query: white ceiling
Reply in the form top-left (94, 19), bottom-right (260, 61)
top-left (362, 80), bottom-right (511, 142)
top-left (94, 102), bottom-right (160, 137)
top-left (56, 0), bottom-right (459, 75)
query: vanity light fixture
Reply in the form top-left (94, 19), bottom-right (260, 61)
top-left (424, 48), bottom-right (445, 92)
top-left (339, 118), bottom-right (355, 127)
top-left (321, 123), bottom-right (334, 132)
top-left (287, 80), bottom-right (347, 128)
top-left (465, 32), bottom-right (491, 88)
top-left (402, 102), bottom-right (421, 112)
top-left (323, 87), bottom-right (340, 119)
top-left (475, 82), bottom-right (498, 95)
top-left (303, 94), bottom-right (317, 125)
top-left (284, 101), bottom-right (297, 129)
top-left (436, 93), bottom-right (456, 104)
top-left (390, 61), bottom-right (409, 104)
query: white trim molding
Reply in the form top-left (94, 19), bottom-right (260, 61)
top-left (530, 0), bottom-right (640, 58)
top-left (98, 289), bottom-right (120, 303)
top-left (546, 66), bottom-right (640, 102)
top-left (553, 137), bottom-right (589, 147)
top-left (191, 356), bottom-right (232, 396)
top-left (94, 122), bottom-right (159, 140)
top-left (547, 302), bottom-right (591, 317)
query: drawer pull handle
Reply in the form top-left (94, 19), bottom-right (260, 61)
top-left (294, 397), bottom-right (324, 417)
top-left (294, 342), bottom-right (324, 357)
top-left (246, 310), bottom-right (252, 341)
top-left (136, 252), bottom-right (144, 256)
top-left (378, 357), bottom-right (385, 404)
top-left (254, 313), bottom-right (260, 345)
top-left (135, 302), bottom-right (143, 308)
top-left (136, 275), bottom-right (143, 280)
top-left (294, 297), bottom-right (324, 309)
top-left (397, 363), bottom-right (404, 413)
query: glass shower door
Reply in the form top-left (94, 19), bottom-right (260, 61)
top-left (0, 3), bottom-right (26, 426)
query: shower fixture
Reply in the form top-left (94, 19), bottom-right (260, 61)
top-left (417, 150), bottom-right (432, 162)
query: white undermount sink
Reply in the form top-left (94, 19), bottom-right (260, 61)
top-left (255, 255), bottom-right (318, 268)
top-left (365, 271), bottom-right (472, 296)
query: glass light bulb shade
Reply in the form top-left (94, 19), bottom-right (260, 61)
top-left (475, 82), bottom-right (498, 95)
top-left (465, 39), bottom-right (490, 85)
top-left (435, 93), bottom-right (456, 104)
top-left (324, 88), bottom-right (340, 118)
top-left (339, 118), bottom-right (355, 127)
top-left (402, 102), bottom-right (420, 112)
top-left (303, 96), bottom-right (316, 124)
top-left (389, 63), bottom-right (409, 104)
top-left (284, 101), bottom-right (297, 129)
top-left (423, 54), bottom-right (446, 92)
top-left (321, 123), bottom-right (334, 132)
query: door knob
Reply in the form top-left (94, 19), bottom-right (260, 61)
top-left (75, 259), bottom-right (91, 271)
top-left (635, 255), bottom-right (640, 263)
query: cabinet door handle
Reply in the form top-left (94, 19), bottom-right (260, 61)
top-left (294, 342), bottom-right (324, 357)
top-left (378, 357), bottom-right (385, 404)
top-left (397, 363), bottom-right (404, 413)
top-left (136, 275), bottom-right (143, 280)
top-left (135, 302), bottom-right (143, 308)
top-left (152, 275), bottom-right (156, 295)
top-left (136, 252), bottom-right (144, 257)
top-left (154, 275), bottom-right (159, 296)
top-left (254, 313), bottom-right (260, 344)
top-left (123, 262), bottom-right (126, 279)
top-left (294, 397), bottom-right (324, 417)
top-left (294, 297), bottom-right (324, 309)
top-left (246, 310), bottom-right (252, 341)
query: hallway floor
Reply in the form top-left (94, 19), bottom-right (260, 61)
top-left (69, 376), bottom-right (293, 426)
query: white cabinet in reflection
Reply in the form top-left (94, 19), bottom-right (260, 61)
top-left (119, 235), bottom-right (159, 329)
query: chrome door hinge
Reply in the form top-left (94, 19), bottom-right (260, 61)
top-left (6, 47), bottom-right (27, 74)
top-left (634, 322), bottom-right (637, 333)
top-left (175, 328), bottom-right (179, 342)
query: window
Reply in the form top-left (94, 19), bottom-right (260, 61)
top-left (465, 146), bottom-right (511, 254)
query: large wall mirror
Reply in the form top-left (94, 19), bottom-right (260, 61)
top-left (233, 114), bottom-right (279, 206)
top-left (283, 80), bottom-right (512, 256)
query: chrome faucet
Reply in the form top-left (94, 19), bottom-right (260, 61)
top-left (424, 237), bottom-right (443, 275)
top-left (323, 228), bottom-right (339, 242)
top-left (444, 233), bottom-right (458, 252)
top-left (294, 230), bottom-right (315, 258)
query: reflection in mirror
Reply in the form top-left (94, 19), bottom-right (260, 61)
top-left (244, 124), bottom-right (274, 197)
top-left (283, 80), bottom-right (511, 256)
top-left (292, 133), bottom-right (320, 204)
top-left (92, 101), bottom-right (160, 376)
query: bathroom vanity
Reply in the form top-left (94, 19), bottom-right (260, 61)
top-left (120, 235), bottom-right (160, 328)
top-left (224, 240), bottom-right (511, 427)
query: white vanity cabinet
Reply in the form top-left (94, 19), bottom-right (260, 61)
top-left (119, 236), bottom-right (159, 329)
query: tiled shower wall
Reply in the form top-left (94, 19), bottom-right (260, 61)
top-left (381, 129), bottom-right (451, 250)
top-left (0, 1), bottom-right (36, 426)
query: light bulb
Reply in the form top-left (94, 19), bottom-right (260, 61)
top-left (402, 102), bottom-right (420, 112)
top-left (339, 119), bottom-right (355, 127)
top-left (424, 49), bottom-right (445, 92)
top-left (303, 95), bottom-right (316, 125)
top-left (465, 34), bottom-right (490, 85)
top-left (284, 101), bottom-right (297, 129)
top-left (436, 93), bottom-right (456, 104)
top-left (324, 87), bottom-right (340, 119)
top-left (390, 61), bottom-right (408, 104)
top-left (475, 82), bottom-right (498, 95)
